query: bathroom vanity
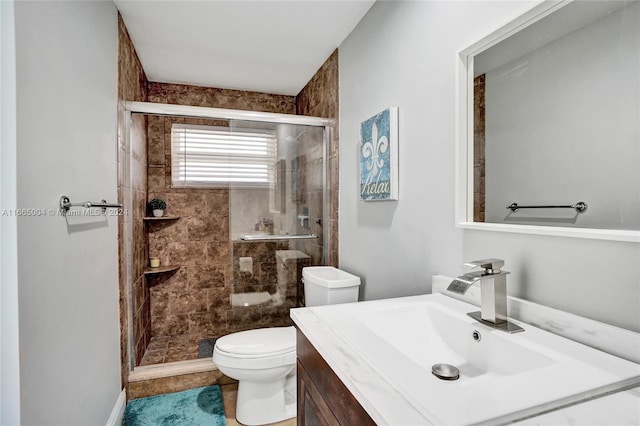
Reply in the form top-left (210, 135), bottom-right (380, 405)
top-left (296, 330), bottom-right (374, 425)
top-left (290, 276), bottom-right (640, 425)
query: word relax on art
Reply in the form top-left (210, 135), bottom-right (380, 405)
top-left (361, 173), bottom-right (391, 197)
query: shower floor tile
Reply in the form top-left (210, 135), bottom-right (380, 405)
top-left (139, 335), bottom-right (203, 366)
top-left (166, 336), bottom-right (201, 363)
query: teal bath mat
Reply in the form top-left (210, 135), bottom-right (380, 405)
top-left (123, 385), bottom-right (226, 426)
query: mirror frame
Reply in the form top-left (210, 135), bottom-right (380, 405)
top-left (455, 0), bottom-right (640, 243)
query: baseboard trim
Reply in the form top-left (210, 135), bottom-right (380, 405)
top-left (106, 389), bottom-right (126, 426)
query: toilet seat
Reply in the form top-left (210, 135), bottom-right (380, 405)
top-left (213, 326), bottom-right (296, 370)
top-left (216, 326), bottom-right (295, 356)
top-left (214, 348), bottom-right (296, 370)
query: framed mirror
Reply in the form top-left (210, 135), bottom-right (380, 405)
top-left (456, 0), bottom-right (639, 243)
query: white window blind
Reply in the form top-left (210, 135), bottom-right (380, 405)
top-left (171, 123), bottom-right (277, 187)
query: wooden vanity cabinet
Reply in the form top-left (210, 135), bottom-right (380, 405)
top-left (296, 329), bottom-right (375, 426)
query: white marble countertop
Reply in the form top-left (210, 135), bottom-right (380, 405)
top-left (514, 387), bottom-right (640, 425)
top-left (290, 275), bottom-right (640, 425)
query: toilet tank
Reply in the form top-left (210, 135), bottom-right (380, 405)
top-left (302, 266), bottom-right (361, 307)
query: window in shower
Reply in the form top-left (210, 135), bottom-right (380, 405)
top-left (171, 123), bottom-right (278, 187)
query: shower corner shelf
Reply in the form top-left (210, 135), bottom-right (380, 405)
top-left (144, 265), bottom-right (181, 275)
top-left (143, 216), bottom-right (180, 221)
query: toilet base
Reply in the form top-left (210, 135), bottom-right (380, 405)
top-left (235, 370), bottom-right (296, 425)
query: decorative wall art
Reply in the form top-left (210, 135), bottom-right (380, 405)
top-left (359, 106), bottom-right (398, 201)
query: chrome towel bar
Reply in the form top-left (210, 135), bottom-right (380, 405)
top-left (506, 201), bottom-right (588, 213)
top-left (240, 234), bottom-right (317, 241)
top-left (59, 195), bottom-right (122, 215)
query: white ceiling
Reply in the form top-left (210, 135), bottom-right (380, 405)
top-left (114, 1), bottom-right (376, 96)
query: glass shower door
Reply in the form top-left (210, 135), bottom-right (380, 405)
top-left (228, 121), bottom-right (325, 330)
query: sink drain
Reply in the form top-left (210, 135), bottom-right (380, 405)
top-left (432, 363), bottom-right (460, 380)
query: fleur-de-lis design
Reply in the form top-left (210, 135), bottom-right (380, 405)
top-left (362, 122), bottom-right (388, 177)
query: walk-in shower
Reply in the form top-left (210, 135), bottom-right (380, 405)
top-left (119, 102), bottom-right (330, 371)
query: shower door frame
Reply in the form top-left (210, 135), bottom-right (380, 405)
top-left (122, 101), bottom-right (331, 372)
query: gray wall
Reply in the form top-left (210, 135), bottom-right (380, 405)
top-left (1, 0), bottom-right (21, 424)
top-left (484, 2), bottom-right (639, 230)
top-left (339, 0), bottom-right (640, 332)
top-left (15, 1), bottom-right (121, 424)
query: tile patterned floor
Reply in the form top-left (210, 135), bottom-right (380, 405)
top-left (221, 383), bottom-right (297, 426)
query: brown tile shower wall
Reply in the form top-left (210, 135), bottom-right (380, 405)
top-left (146, 115), bottom-right (232, 340)
top-left (147, 82), bottom-right (296, 113)
top-left (233, 241), bottom-right (289, 295)
top-left (296, 50), bottom-right (340, 267)
top-left (146, 83), bottom-right (299, 343)
top-left (117, 13), bottom-right (149, 386)
top-left (474, 74), bottom-right (486, 222)
top-left (231, 240), bottom-right (310, 328)
top-left (130, 115), bottom-right (150, 368)
top-left (231, 240), bottom-right (312, 304)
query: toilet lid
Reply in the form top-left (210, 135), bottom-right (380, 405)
top-left (215, 326), bottom-right (295, 356)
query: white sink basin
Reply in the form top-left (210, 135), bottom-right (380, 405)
top-left (310, 293), bottom-right (640, 425)
top-left (355, 301), bottom-right (553, 377)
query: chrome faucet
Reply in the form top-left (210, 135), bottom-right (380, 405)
top-left (447, 258), bottom-right (523, 333)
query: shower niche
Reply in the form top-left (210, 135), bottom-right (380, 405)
top-left (127, 107), bottom-right (328, 369)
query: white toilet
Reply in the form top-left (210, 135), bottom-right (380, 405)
top-left (213, 266), bottom-right (361, 425)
